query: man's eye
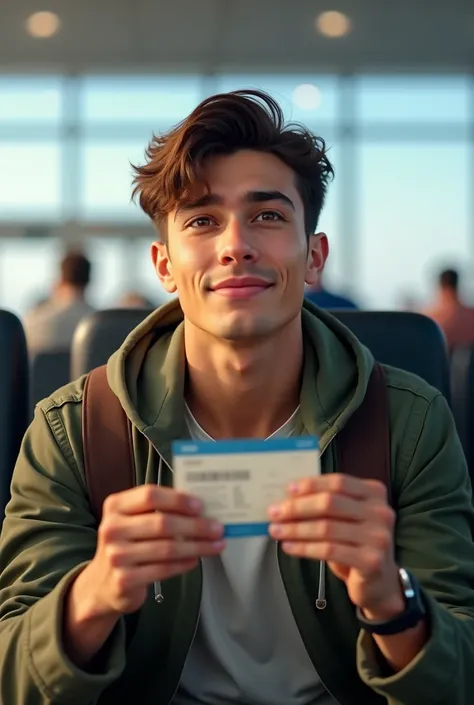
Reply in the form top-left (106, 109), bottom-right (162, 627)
top-left (254, 211), bottom-right (284, 222)
top-left (188, 216), bottom-right (214, 228)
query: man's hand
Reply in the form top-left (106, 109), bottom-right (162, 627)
top-left (88, 484), bottom-right (225, 616)
top-left (267, 474), bottom-right (403, 618)
top-left (64, 485), bottom-right (225, 667)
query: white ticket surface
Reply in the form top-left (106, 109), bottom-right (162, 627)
top-left (172, 436), bottom-right (320, 537)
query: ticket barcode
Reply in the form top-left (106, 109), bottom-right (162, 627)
top-left (185, 470), bottom-right (251, 482)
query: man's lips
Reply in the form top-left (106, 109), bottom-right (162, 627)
top-left (210, 277), bottom-right (273, 299)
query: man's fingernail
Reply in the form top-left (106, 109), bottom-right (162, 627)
top-left (212, 540), bottom-right (226, 550)
top-left (288, 482), bottom-right (301, 494)
top-left (210, 521), bottom-right (224, 535)
top-left (268, 505), bottom-right (282, 519)
top-left (188, 498), bottom-right (202, 512)
top-left (269, 523), bottom-right (283, 538)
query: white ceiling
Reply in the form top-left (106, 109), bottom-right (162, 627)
top-left (0, 0), bottom-right (473, 73)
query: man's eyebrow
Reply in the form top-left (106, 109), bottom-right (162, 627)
top-left (174, 190), bottom-right (295, 220)
top-left (175, 194), bottom-right (223, 219)
top-left (244, 190), bottom-right (295, 210)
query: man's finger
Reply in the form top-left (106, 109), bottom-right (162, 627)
top-left (286, 474), bottom-right (387, 501)
top-left (121, 559), bottom-right (200, 589)
top-left (107, 538), bottom-right (226, 567)
top-left (269, 492), bottom-right (386, 523)
top-left (103, 484), bottom-right (203, 517)
top-left (269, 519), bottom-right (392, 552)
top-left (101, 512), bottom-right (224, 543)
top-left (281, 540), bottom-right (385, 574)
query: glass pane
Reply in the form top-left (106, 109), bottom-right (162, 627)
top-left (358, 142), bottom-right (470, 309)
top-left (0, 238), bottom-right (60, 317)
top-left (0, 142), bottom-right (62, 220)
top-left (0, 76), bottom-right (63, 123)
top-left (356, 75), bottom-right (470, 123)
top-left (79, 141), bottom-right (149, 221)
top-left (80, 75), bottom-right (203, 125)
top-left (84, 237), bottom-right (130, 308)
top-left (216, 75), bottom-right (338, 124)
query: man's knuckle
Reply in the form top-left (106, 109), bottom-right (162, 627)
top-left (106, 545), bottom-right (124, 567)
top-left (154, 513), bottom-right (168, 536)
top-left (318, 520), bottom-right (332, 540)
top-left (115, 570), bottom-right (131, 594)
top-left (102, 494), bottom-right (118, 515)
top-left (161, 540), bottom-right (177, 560)
top-left (331, 474), bottom-right (346, 493)
top-left (320, 542), bottom-right (334, 561)
top-left (320, 493), bottom-right (335, 513)
top-left (375, 503), bottom-right (395, 527)
top-left (142, 485), bottom-right (158, 507)
top-left (99, 518), bottom-right (118, 543)
top-left (365, 550), bottom-right (383, 573)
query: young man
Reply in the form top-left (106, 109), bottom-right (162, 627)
top-left (0, 90), bottom-right (474, 705)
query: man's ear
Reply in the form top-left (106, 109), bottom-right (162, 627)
top-left (151, 241), bottom-right (177, 293)
top-left (305, 233), bottom-right (329, 286)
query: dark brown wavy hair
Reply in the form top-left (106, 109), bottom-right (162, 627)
top-left (132, 89), bottom-right (334, 238)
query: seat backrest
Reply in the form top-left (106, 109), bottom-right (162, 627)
top-left (0, 310), bottom-right (29, 520)
top-left (451, 346), bottom-right (474, 469)
top-left (30, 349), bottom-right (71, 409)
top-left (71, 309), bottom-right (153, 378)
top-left (71, 308), bottom-right (450, 401)
top-left (331, 311), bottom-right (450, 400)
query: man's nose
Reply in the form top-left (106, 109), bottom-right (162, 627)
top-left (217, 219), bottom-right (259, 265)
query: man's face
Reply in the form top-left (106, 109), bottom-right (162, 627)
top-left (152, 149), bottom-right (327, 341)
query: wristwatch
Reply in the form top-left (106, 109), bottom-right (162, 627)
top-left (356, 568), bottom-right (427, 635)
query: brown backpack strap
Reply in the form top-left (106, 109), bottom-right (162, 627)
top-left (82, 365), bottom-right (135, 524)
top-left (336, 362), bottom-right (392, 505)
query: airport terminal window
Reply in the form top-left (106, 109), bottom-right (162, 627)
top-left (0, 238), bottom-right (60, 316)
top-left (355, 75), bottom-right (471, 124)
top-left (0, 75), bottom-right (63, 125)
top-left (0, 141), bottom-right (62, 221)
top-left (357, 141), bottom-right (470, 310)
top-left (79, 75), bottom-right (203, 128)
top-left (85, 237), bottom-right (131, 308)
top-left (78, 140), bottom-right (148, 222)
top-left (216, 74), bottom-right (339, 126)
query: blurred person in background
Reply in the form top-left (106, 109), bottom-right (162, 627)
top-left (23, 250), bottom-right (95, 353)
top-left (115, 290), bottom-right (156, 309)
top-left (423, 268), bottom-right (474, 350)
top-left (305, 272), bottom-right (358, 310)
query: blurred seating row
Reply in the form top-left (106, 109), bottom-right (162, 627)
top-left (1, 306), bottom-right (473, 525)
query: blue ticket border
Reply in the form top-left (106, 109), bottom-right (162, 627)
top-left (172, 436), bottom-right (318, 456)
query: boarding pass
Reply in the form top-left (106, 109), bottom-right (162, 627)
top-left (172, 437), bottom-right (320, 537)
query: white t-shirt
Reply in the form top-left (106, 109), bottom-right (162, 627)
top-left (172, 405), bottom-right (336, 705)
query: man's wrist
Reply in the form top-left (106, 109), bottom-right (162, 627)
top-left (362, 594), bottom-right (406, 622)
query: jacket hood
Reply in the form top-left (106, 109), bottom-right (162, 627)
top-left (106, 299), bottom-right (374, 457)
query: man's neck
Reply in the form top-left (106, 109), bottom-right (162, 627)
top-left (437, 289), bottom-right (460, 310)
top-left (184, 317), bottom-right (304, 440)
top-left (52, 284), bottom-right (86, 306)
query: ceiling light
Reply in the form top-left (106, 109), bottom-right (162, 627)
top-left (26, 11), bottom-right (61, 39)
top-left (316, 11), bottom-right (351, 39)
top-left (292, 84), bottom-right (322, 111)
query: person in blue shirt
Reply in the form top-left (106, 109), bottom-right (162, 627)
top-left (305, 277), bottom-right (358, 310)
